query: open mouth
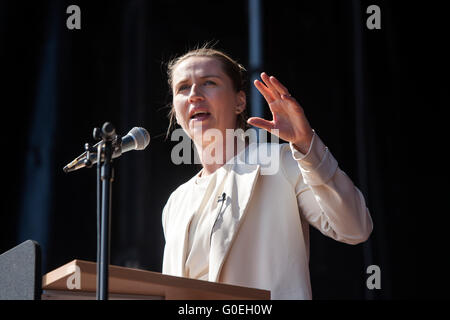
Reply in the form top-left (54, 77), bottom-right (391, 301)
top-left (190, 112), bottom-right (211, 121)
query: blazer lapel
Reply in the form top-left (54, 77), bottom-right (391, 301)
top-left (209, 160), bottom-right (260, 282)
top-left (178, 210), bottom-right (195, 277)
top-left (164, 177), bottom-right (197, 277)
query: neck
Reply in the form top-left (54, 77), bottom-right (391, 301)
top-left (194, 134), bottom-right (246, 177)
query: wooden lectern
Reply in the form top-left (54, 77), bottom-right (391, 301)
top-left (42, 260), bottom-right (270, 300)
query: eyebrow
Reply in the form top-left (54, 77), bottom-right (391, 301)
top-left (174, 75), bottom-right (222, 86)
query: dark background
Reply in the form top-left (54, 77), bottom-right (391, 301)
top-left (0, 0), bottom-right (447, 299)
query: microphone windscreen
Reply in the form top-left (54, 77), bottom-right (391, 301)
top-left (129, 127), bottom-right (150, 150)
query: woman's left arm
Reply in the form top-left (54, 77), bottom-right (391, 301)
top-left (251, 73), bottom-right (373, 244)
top-left (287, 132), bottom-right (373, 244)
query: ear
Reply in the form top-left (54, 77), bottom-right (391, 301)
top-left (235, 90), bottom-right (246, 114)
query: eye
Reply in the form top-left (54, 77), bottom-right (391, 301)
top-left (204, 80), bottom-right (216, 86)
top-left (177, 84), bottom-right (190, 92)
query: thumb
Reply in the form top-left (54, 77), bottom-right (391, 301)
top-left (247, 117), bottom-right (274, 132)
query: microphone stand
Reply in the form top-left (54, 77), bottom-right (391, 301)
top-left (84, 122), bottom-right (116, 300)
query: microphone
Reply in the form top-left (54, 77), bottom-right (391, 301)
top-left (63, 127), bottom-right (150, 173)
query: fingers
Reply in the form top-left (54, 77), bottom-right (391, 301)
top-left (269, 75), bottom-right (291, 98)
top-left (260, 73), bottom-right (282, 100)
top-left (254, 72), bottom-right (291, 102)
top-left (254, 79), bottom-right (276, 104)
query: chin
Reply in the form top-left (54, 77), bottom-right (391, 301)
top-left (189, 120), bottom-right (213, 133)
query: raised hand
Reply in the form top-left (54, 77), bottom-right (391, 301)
top-left (247, 72), bottom-right (314, 154)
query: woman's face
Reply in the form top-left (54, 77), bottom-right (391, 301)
top-left (171, 56), bottom-right (245, 143)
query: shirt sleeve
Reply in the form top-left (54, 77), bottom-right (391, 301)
top-left (285, 131), bottom-right (373, 245)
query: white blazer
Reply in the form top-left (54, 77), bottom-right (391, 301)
top-left (162, 133), bottom-right (373, 299)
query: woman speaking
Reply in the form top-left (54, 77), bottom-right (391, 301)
top-left (161, 46), bottom-right (373, 300)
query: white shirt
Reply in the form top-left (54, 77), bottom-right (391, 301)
top-left (184, 169), bottom-right (225, 280)
top-left (184, 142), bottom-right (248, 281)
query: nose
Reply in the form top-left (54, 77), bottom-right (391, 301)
top-left (188, 84), bottom-right (204, 103)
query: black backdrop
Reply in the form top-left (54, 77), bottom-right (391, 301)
top-left (1, 0), bottom-right (447, 299)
